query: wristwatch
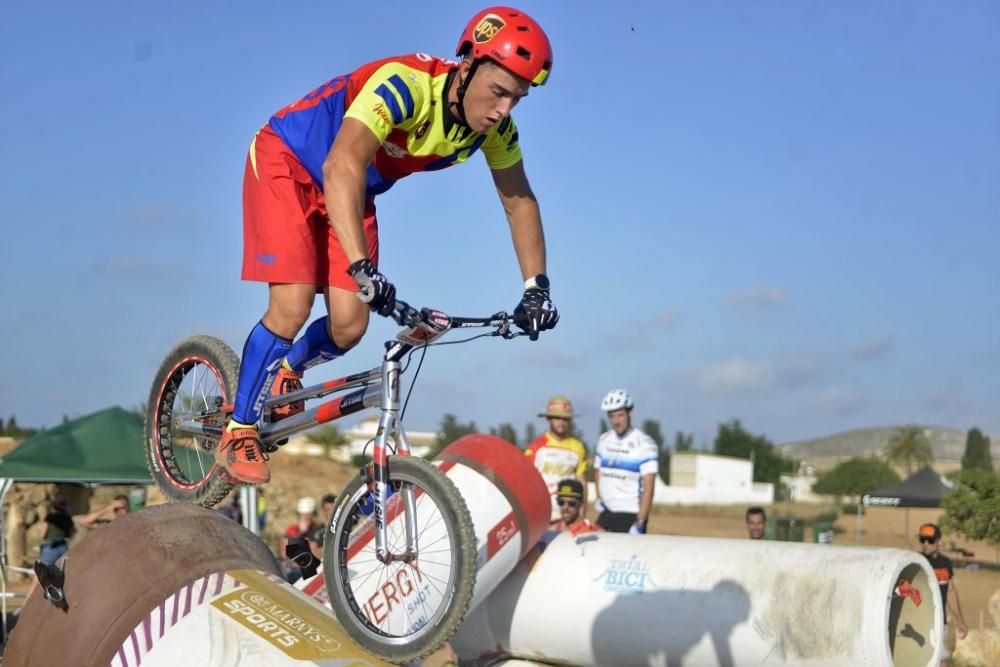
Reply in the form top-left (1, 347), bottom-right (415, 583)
top-left (524, 273), bottom-right (550, 291)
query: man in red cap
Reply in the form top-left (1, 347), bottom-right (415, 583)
top-left (218, 7), bottom-right (559, 486)
top-left (918, 522), bottom-right (967, 665)
top-left (525, 396), bottom-right (588, 521)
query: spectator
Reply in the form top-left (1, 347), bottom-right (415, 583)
top-left (552, 479), bottom-right (601, 537)
top-left (918, 523), bottom-right (968, 666)
top-left (525, 396), bottom-right (588, 522)
top-left (281, 497), bottom-right (322, 583)
top-left (594, 389), bottom-right (658, 534)
top-left (79, 494), bottom-right (130, 529)
top-left (746, 507), bottom-right (767, 540)
top-left (38, 497), bottom-right (74, 565)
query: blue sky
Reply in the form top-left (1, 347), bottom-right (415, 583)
top-left (1, 1), bottom-right (997, 447)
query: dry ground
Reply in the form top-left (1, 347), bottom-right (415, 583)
top-left (7, 454), bottom-right (1000, 664)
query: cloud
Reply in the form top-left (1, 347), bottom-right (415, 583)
top-left (517, 347), bottom-right (582, 369)
top-left (816, 387), bottom-right (870, 415)
top-left (851, 336), bottom-right (894, 361)
top-left (105, 204), bottom-right (204, 228)
top-left (694, 354), bottom-right (827, 395)
top-left (725, 286), bottom-right (787, 313)
top-left (655, 309), bottom-right (680, 327)
top-left (91, 255), bottom-right (158, 277)
top-left (696, 358), bottom-right (776, 394)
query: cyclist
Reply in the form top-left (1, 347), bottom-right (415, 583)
top-left (219, 7), bottom-right (559, 484)
top-left (593, 389), bottom-right (659, 534)
top-left (525, 396), bottom-right (588, 521)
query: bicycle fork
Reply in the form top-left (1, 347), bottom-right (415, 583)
top-left (372, 359), bottom-right (418, 564)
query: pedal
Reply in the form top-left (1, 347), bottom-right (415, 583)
top-left (263, 440), bottom-right (282, 454)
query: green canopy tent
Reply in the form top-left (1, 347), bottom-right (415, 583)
top-left (0, 406), bottom-right (152, 485)
top-left (0, 406), bottom-right (154, 638)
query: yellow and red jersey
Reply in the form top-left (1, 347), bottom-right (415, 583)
top-left (525, 433), bottom-right (588, 520)
top-left (267, 53), bottom-right (522, 197)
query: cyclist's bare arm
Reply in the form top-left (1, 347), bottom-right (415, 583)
top-left (323, 117), bottom-right (382, 264)
top-left (491, 161), bottom-right (546, 280)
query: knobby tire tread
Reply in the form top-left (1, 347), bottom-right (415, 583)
top-left (324, 456), bottom-right (477, 664)
top-left (144, 335), bottom-right (240, 508)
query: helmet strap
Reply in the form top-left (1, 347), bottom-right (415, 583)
top-left (452, 58), bottom-right (483, 127)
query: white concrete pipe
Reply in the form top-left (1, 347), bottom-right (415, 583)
top-left (298, 434), bottom-right (551, 626)
top-left (451, 532), bottom-right (943, 667)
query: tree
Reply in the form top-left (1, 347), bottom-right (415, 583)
top-left (429, 414), bottom-right (477, 458)
top-left (961, 427), bottom-right (993, 472)
top-left (304, 425), bottom-right (348, 459)
top-left (942, 469), bottom-right (1000, 546)
top-left (599, 418), bottom-right (609, 436)
top-left (884, 425), bottom-right (933, 474)
top-left (673, 431), bottom-right (694, 452)
top-left (813, 457), bottom-right (900, 497)
top-left (489, 423), bottom-right (519, 446)
top-left (641, 419), bottom-right (664, 448)
top-left (641, 419), bottom-right (670, 486)
top-left (522, 422), bottom-right (537, 448)
top-left (713, 418), bottom-right (794, 486)
top-left (0, 417), bottom-right (5, 435)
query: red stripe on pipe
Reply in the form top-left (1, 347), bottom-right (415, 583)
top-left (438, 435), bottom-right (550, 554)
top-left (487, 511), bottom-right (519, 560)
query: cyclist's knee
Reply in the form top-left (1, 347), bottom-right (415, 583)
top-left (264, 297), bottom-right (312, 338)
top-left (328, 316), bottom-right (367, 350)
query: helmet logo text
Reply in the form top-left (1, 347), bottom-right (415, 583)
top-left (473, 15), bottom-right (505, 44)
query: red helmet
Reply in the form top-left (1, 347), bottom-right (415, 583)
top-left (456, 6), bottom-right (552, 86)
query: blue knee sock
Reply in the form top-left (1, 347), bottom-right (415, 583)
top-left (284, 316), bottom-right (345, 372)
top-left (232, 321), bottom-right (293, 426)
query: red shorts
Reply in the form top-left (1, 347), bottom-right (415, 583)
top-left (241, 125), bottom-right (378, 291)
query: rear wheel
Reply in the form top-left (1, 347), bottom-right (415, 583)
top-left (144, 336), bottom-right (239, 507)
top-left (323, 456), bottom-right (477, 664)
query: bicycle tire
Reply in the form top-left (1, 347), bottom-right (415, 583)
top-left (323, 456), bottom-right (477, 664)
top-left (144, 335), bottom-right (239, 507)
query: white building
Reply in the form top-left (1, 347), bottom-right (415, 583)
top-left (588, 452), bottom-right (774, 506)
top-left (282, 415), bottom-right (438, 462)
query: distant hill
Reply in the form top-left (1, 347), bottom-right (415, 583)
top-left (779, 426), bottom-right (999, 469)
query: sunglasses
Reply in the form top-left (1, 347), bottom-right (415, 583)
top-left (918, 536), bottom-right (937, 544)
top-left (556, 498), bottom-right (580, 508)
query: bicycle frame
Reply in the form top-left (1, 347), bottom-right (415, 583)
top-left (175, 302), bottom-right (515, 562)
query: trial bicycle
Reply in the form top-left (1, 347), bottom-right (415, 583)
top-left (144, 300), bottom-right (522, 663)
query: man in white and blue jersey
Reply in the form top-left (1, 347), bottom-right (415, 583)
top-left (593, 389), bottom-right (658, 534)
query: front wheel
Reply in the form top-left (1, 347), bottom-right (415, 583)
top-left (323, 456), bottom-right (477, 664)
top-left (144, 335), bottom-right (239, 507)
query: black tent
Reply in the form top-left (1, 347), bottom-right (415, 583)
top-left (862, 466), bottom-right (954, 508)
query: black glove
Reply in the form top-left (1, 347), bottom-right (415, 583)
top-left (513, 274), bottom-right (558, 341)
top-left (348, 259), bottom-right (396, 317)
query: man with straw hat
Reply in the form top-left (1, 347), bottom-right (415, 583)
top-left (525, 396), bottom-right (588, 521)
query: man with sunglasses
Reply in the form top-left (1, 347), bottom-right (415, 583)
top-left (525, 396), bottom-right (588, 521)
top-left (552, 479), bottom-right (601, 537)
top-left (918, 523), bottom-right (967, 665)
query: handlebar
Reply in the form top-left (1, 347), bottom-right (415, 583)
top-left (388, 299), bottom-right (520, 340)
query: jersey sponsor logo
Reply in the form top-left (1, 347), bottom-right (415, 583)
top-left (414, 119), bottom-right (431, 139)
top-left (382, 141), bottom-right (407, 158)
top-left (474, 14), bottom-right (506, 43)
top-left (371, 102), bottom-right (393, 127)
top-left (933, 567), bottom-right (951, 583)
